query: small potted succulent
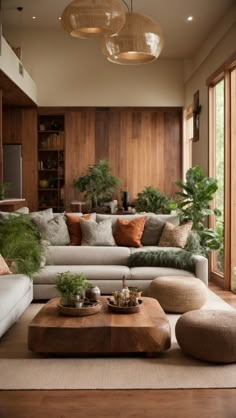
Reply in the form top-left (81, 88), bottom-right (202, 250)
top-left (55, 272), bottom-right (89, 307)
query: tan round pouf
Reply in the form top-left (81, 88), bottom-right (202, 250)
top-left (176, 310), bottom-right (236, 363)
top-left (149, 276), bottom-right (207, 313)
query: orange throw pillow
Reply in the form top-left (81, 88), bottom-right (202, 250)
top-left (0, 254), bottom-right (12, 275)
top-left (65, 214), bottom-right (91, 245)
top-left (114, 217), bottom-right (147, 248)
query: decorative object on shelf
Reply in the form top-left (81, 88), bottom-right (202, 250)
top-left (193, 90), bottom-right (202, 142)
top-left (102, 0), bottom-right (164, 65)
top-left (73, 158), bottom-right (120, 209)
top-left (57, 299), bottom-right (102, 316)
top-left (39, 179), bottom-right (49, 189)
top-left (122, 191), bottom-right (129, 211)
top-left (61, 0), bottom-right (126, 39)
top-left (85, 285), bottom-right (101, 301)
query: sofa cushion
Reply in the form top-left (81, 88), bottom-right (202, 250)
top-left (141, 216), bottom-right (165, 245)
top-left (130, 266), bottom-right (194, 281)
top-left (34, 265), bottom-right (131, 284)
top-left (80, 218), bottom-right (115, 246)
top-left (114, 217), bottom-right (146, 248)
top-left (0, 255), bottom-right (12, 275)
top-left (46, 246), bottom-right (130, 265)
top-left (65, 213), bottom-right (92, 245)
top-left (29, 208), bottom-right (54, 222)
top-left (32, 214), bottom-right (70, 246)
top-left (159, 221), bottom-right (193, 248)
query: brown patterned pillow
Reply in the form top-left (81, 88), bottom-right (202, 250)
top-left (0, 254), bottom-right (12, 275)
top-left (159, 221), bottom-right (193, 248)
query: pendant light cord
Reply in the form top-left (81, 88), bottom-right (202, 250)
top-left (121, 0), bottom-right (133, 13)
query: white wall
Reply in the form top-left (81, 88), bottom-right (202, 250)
top-left (184, 3), bottom-right (236, 174)
top-left (5, 28), bottom-right (184, 107)
top-left (0, 36), bottom-right (37, 104)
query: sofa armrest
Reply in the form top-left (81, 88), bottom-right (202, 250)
top-left (192, 255), bottom-right (208, 286)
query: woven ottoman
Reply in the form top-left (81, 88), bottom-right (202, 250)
top-left (175, 310), bottom-right (236, 363)
top-left (149, 276), bottom-right (207, 313)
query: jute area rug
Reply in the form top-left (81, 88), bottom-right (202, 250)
top-left (0, 289), bottom-right (235, 390)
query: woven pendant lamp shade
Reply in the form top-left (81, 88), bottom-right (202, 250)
top-left (61, 0), bottom-right (126, 39)
top-left (102, 12), bottom-right (164, 64)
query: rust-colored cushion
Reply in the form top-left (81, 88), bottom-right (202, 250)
top-left (114, 217), bottom-right (146, 248)
top-left (0, 254), bottom-right (12, 275)
top-left (159, 221), bottom-right (193, 248)
top-left (65, 213), bottom-right (91, 245)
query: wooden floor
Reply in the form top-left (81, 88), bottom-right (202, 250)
top-left (0, 281), bottom-right (236, 418)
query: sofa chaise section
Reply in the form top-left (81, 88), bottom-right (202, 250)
top-left (0, 274), bottom-right (33, 338)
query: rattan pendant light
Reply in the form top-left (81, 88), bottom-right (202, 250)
top-left (102, 1), bottom-right (164, 65)
top-left (61, 0), bottom-right (126, 39)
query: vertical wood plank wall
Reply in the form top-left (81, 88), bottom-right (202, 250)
top-left (66, 107), bottom-right (182, 210)
top-left (2, 107), bottom-right (38, 210)
top-left (3, 107), bottom-right (182, 211)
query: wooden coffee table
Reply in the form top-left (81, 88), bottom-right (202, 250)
top-left (28, 296), bottom-right (171, 356)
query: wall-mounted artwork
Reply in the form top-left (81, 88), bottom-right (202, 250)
top-left (193, 90), bottom-right (202, 142)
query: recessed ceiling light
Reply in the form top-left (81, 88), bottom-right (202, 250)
top-left (59, 17), bottom-right (62, 20)
top-left (187, 16), bottom-right (194, 21)
top-left (32, 16), bottom-right (36, 19)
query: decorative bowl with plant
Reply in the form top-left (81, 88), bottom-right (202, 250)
top-left (55, 272), bottom-right (90, 306)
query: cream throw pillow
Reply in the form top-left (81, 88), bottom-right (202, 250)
top-left (159, 221), bottom-right (193, 248)
top-left (80, 218), bottom-right (115, 246)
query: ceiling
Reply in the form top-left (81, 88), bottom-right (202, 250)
top-left (2, 0), bottom-right (236, 58)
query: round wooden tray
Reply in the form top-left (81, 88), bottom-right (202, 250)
top-left (107, 298), bottom-right (143, 314)
top-left (57, 300), bottom-right (102, 317)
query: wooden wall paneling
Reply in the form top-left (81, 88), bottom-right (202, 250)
top-left (2, 107), bottom-right (22, 144)
top-left (65, 110), bottom-right (95, 211)
top-left (164, 110), bottom-right (182, 197)
top-left (21, 108), bottom-right (38, 211)
top-left (108, 110), bottom-right (122, 202)
top-left (95, 109), bottom-right (109, 161)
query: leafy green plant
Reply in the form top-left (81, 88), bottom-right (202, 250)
top-left (135, 186), bottom-right (177, 214)
top-left (0, 182), bottom-right (11, 200)
top-left (0, 215), bottom-right (45, 277)
top-left (55, 272), bottom-right (90, 298)
top-left (73, 159), bottom-right (120, 208)
top-left (175, 166), bottom-right (222, 254)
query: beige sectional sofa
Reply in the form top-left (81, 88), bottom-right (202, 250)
top-left (0, 274), bottom-right (33, 338)
top-left (33, 213), bottom-right (208, 300)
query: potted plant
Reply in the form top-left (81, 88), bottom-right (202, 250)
top-left (0, 182), bottom-right (11, 200)
top-left (73, 159), bottom-right (120, 209)
top-left (0, 214), bottom-right (45, 278)
top-left (55, 272), bottom-right (90, 306)
top-left (135, 186), bottom-right (177, 214)
top-left (175, 166), bottom-right (222, 255)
